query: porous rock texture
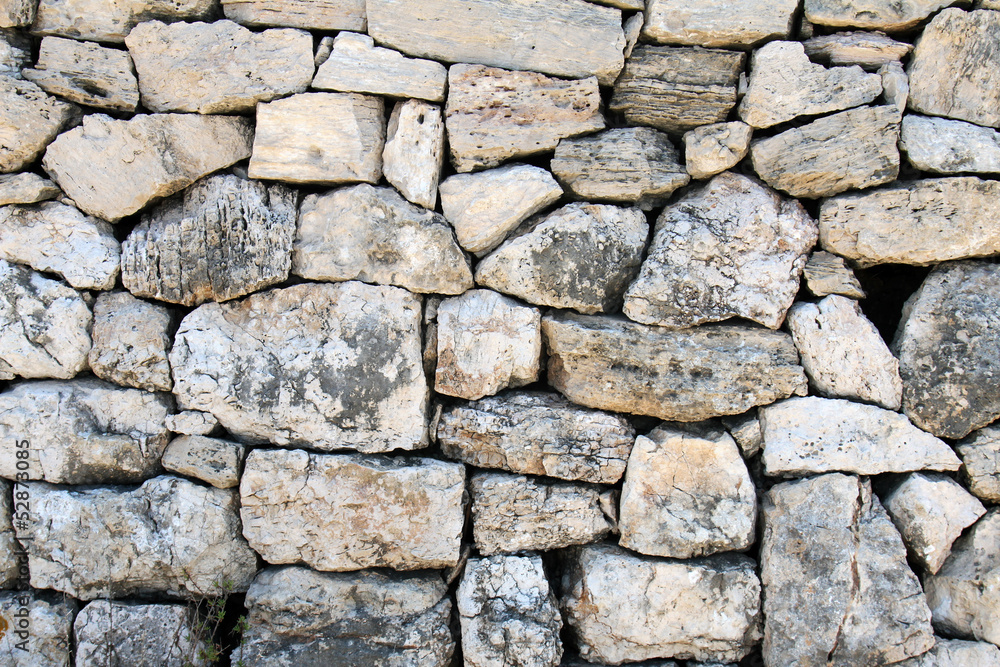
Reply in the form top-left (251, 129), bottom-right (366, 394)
top-left (73, 601), bottom-right (209, 667)
top-left (0, 591), bottom-right (77, 667)
top-left (88, 290), bottom-right (173, 392)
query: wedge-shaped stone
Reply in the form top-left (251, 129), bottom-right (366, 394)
top-left (32, 0), bottom-right (215, 43)
top-left (610, 45), bottom-right (744, 134)
top-left (293, 184), bottom-right (471, 295)
top-left (642, 0), bottom-right (797, 47)
top-left (958, 426), bottom-right (1000, 504)
top-left (171, 282), bottom-right (428, 452)
top-left (620, 423), bottom-right (756, 559)
top-left (89, 291), bottom-right (173, 392)
top-left (241, 449), bottom-right (465, 571)
top-left (74, 601), bottom-right (209, 667)
top-left (23, 36), bottom-right (138, 111)
top-left (222, 0), bottom-right (366, 30)
top-left (233, 567), bottom-right (454, 667)
top-left (446, 64), bottom-right (604, 172)
top-left (0, 0), bottom-right (33, 26)
top-left (0, 77), bottom-right (77, 174)
top-left (804, 31), bottom-right (913, 69)
top-left (544, 311), bottom-right (807, 421)
top-left (805, 0), bottom-right (962, 30)
top-left (0, 201), bottom-right (119, 290)
top-left (760, 396), bottom-right (961, 477)
top-left (762, 474), bottom-right (935, 666)
top-left (561, 544), bottom-right (762, 664)
top-left (902, 115), bottom-right (1000, 174)
top-left (367, 0), bottom-right (625, 85)
top-left (723, 410), bottom-right (764, 458)
top-left (122, 174), bottom-right (296, 306)
top-left (161, 435), bottom-right (245, 489)
top-left (437, 391), bottom-right (635, 484)
top-left (683, 121), bottom-right (752, 180)
top-left (897, 639), bottom-right (1000, 667)
top-left (751, 105), bottom-right (900, 198)
top-left (739, 41), bottom-right (882, 129)
top-left (551, 127), bottom-right (689, 208)
top-left (248, 92), bottom-right (384, 185)
top-left (0, 172), bottom-right (60, 205)
top-left (0, 592), bottom-right (75, 667)
top-left (477, 203), bottom-right (648, 314)
top-left (624, 172), bottom-right (816, 329)
top-left (802, 250), bottom-right (866, 298)
top-left (882, 60), bottom-right (909, 111)
top-left (470, 472), bottom-right (612, 555)
top-left (383, 99), bottom-right (445, 209)
top-left (42, 113), bottom-right (252, 221)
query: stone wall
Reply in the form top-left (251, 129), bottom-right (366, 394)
top-left (0, 0), bottom-right (999, 665)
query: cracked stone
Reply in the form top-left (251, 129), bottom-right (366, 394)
top-left (802, 251), bottom-right (866, 299)
top-left (165, 411), bottom-right (220, 437)
top-left (74, 601), bottom-right (210, 667)
top-left (683, 122), bottom-right (752, 180)
top-left (88, 291), bottom-right (174, 392)
top-left (0, 591), bottom-right (76, 667)
top-left (957, 425), bottom-right (1000, 504)
top-left (0, 77), bottom-right (78, 174)
top-left (161, 435), bottom-right (246, 489)
top-left (23, 36), bottom-right (139, 112)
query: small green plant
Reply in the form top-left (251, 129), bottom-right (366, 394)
top-left (181, 574), bottom-right (249, 667)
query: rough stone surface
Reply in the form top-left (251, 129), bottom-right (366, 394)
top-left (896, 639), bottom-right (1000, 667)
top-left (805, 0), bottom-right (963, 31)
top-left (248, 92), bottom-right (385, 185)
top-left (23, 36), bottom-right (139, 111)
top-left (642, 0), bottom-right (798, 48)
top-left (739, 41), bottom-right (883, 129)
top-left (551, 128), bottom-right (689, 208)
top-left (881, 60), bottom-right (909, 111)
top-left (902, 115), bottom-right (1000, 174)
top-left (470, 472), bottom-right (612, 555)
top-left (0, 259), bottom-right (91, 381)
top-left (561, 544), bottom-right (762, 664)
top-left (435, 289), bottom-right (541, 401)
top-left (895, 260), bottom-right (1000, 439)
top-left (0, 479), bottom-right (17, 586)
top-left (439, 164), bottom-right (563, 256)
top-left (0, 379), bottom-right (173, 484)
top-left (683, 122), bottom-right (752, 179)
top-left (722, 411), bottom-right (763, 458)
top-left (610, 45), bottom-right (744, 134)
top-left (802, 250), bottom-right (866, 298)
top-left (32, 0), bottom-right (215, 43)
top-left (383, 99), bottom-right (445, 209)
top-left (458, 555), bottom-right (563, 667)
top-left (161, 435), bottom-right (246, 489)
top-left (0, 591), bottom-right (76, 667)
top-left (42, 113), bottom-right (253, 222)
top-left (445, 64), bottom-right (604, 173)
top-left (366, 0), bottom-right (625, 85)
top-left (437, 391), bottom-right (635, 484)
top-left (804, 31), bottom-right (913, 69)
top-left (476, 203), bottom-right (647, 315)
top-left (760, 396), bottom-right (961, 477)
top-left (619, 423), bottom-right (756, 559)
top-left (164, 410), bottom-right (220, 437)
top-left (0, 77), bottom-right (77, 174)
top-left (222, 0), bottom-right (366, 31)
top-left (787, 294), bottom-right (903, 409)
top-left (18, 475), bottom-right (258, 600)
top-left (171, 281), bottom-right (428, 452)
top-left (0, 27), bottom-right (31, 76)
top-left (884, 472), bottom-right (986, 574)
top-left (0, 0), bottom-right (33, 26)
top-left (543, 311), bottom-right (808, 421)
top-left (750, 105), bottom-right (900, 198)
top-left (908, 9), bottom-right (1000, 129)
top-left (74, 601), bottom-right (209, 667)
top-left (233, 566), bottom-right (455, 667)
top-left (240, 449), bottom-right (465, 571)
top-left (126, 20), bottom-right (314, 114)
top-left (958, 426), bottom-right (1000, 504)
top-left (0, 172), bottom-right (60, 205)
top-left (293, 184), bottom-right (471, 295)
top-left (89, 290), bottom-right (173, 392)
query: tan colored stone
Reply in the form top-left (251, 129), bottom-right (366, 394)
top-left (802, 251), bottom-right (866, 298)
top-left (222, 0), bottom-right (366, 31)
top-left (642, 0), bottom-right (798, 47)
top-left (958, 426), bottom-right (1000, 504)
top-left (0, 77), bottom-right (78, 174)
top-left (89, 291), bottom-right (173, 392)
top-left (902, 115), bottom-right (1000, 174)
top-left (0, 0), bottom-right (33, 26)
top-left (722, 410), bottom-right (763, 458)
top-left (804, 31), bottom-right (913, 69)
top-left (165, 410), bottom-right (220, 437)
top-left (23, 36), bottom-right (138, 111)
top-left (161, 435), bottom-right (246, 489)
top-left (683, 122), bottom-right (752, 179)
top-left (804, 0), bottom-right (963, 30)
top-left (881, 61), bottom-right (909, 111)
top-left (383, 99), bottom-right (444, 209)
top-left (0, 172), bottom-right (60, 205)
top-left (32, 0), bottom-right (215, 43)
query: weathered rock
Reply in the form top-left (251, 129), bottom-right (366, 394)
top-left (0, 172), bottom-right (60, 205)
top-left (240, 449), bottom-right (465, 571)
top-left (804, 30), bottom-right (913, 69)
top-left (884, 472), bottom-right (986, 574)
top-left (623, 172), bottom-right (816, 329)
top-left (787, 295), bottom-right (903, 409)
top-left (0, 479), bottom-right (17, 586)
top-left (738, 41), bottom-right (883, 129)
top-left (0, 0), bottom-right (33, 26)
top-left (958, 426), bottom-right (1000, 503)
top-left (804, 0), bottom-right (963, 30)
top-left (165, 410), bottom-right (220, 437)
top-left (895, 261), bottom-right (1000, 439)
top-left (222, 0), bottom-right (366, 31)
top-left (437, 391), bottom-right (635, 484)
top-left (0, 77), bottom-right (77, 174)
top-left (383, 99), bottom-right (444, 209)
top-left (293, 184), bottom-right (471, 294)
top-left (750, 105), bottom-right (900, 198)
top-left (19, 475), bottom-right (258, 599)
top-left (619, 423), bottom-right (756, 559)
top-left (902, 115), bottom-right (1000, 174)
top-left (23, 36), bottom-right (138, 111)
top-left (762, 473), bottom-right (935, 665)
top-left (233, 566), bottom-right (454, 667)
top-left (760, 396), bottom-right (961, 477)
top-left (161, 435), bottom-right (246, 489)
top-left (551, 127), bottom-right (689, 208)
top-left (42, 113), bottom-right (253, 222)
top-left (445, 64), bottom-right (604, 173)
top-left (925, 509), bottom-right (1000, 645)
top-left (32, 0), bottom-right (215, 43)
top-left (610, 45), bottom-right (744, 133)
top-left (0, 379), bottom-right (174, 484)
top-left (722, 410), bottom-right (763, 458)
top-left (470, 472), bottom-right (612, 555)
top-left (458, 555), bottom-right (563, 667)
top-left (171, 282), bottom-right (428, 452)
top-left (543, 311), bottom-right (808, 421)
top-left (642, 0), bottom-right (798, 48)
top-left (881, 60), bottom-right (909, 111)
top-left (0, 591), bottom-right (76, 666)
top-left (122, 174), bottom-right (296, 306)
top-left (435, 289), bottom-right (541, 400)
top-left (896, 638), bottom-right (1000, 667)
top-left (561, 544), bottom-right (762, 664)
top-left (907, 8), bottom-right (1000, 129)
top-left (439, 164), bottom-right (563, 256)
top-left (89, 291), bottom-right (173, 392)
top-left (476, 203), bottom-right (647, 314)
top-left (367, 0), bottom-right (625, 85)
top-left (0, 260), bottom-right (91, 381)
top-left (248, 92), bottom-right (385, 185)
top-left (0, 28), bottom-right (31, 76)
top-left (126, 20), bottom-right (313, 114)
top-left (74, 601), bottom-right (209, 667)
top-left (802, 250), bottom-right (866, 298)
top-left (683, 122), bottom-right (752, 179)
top-left (312, 31), bottom-right (447, 102)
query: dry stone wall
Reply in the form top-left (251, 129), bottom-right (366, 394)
top-left (1, 0), bottom-right (1000, 665)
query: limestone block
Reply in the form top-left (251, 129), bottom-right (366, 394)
top-left (383, 99), bottom-right (445, 209)
top-left (88, 291), bottom-right (173, 392)
top-left (161, 435), bottom-right (246, 489)
top-left (804, 30), bottom-right (913, 69)
top-left (0, 592), bottom-right (76, 667)
top-left (957, 426), bottom-right (1000, 504)
top-left (902, 115), bottom-right (1000, 174)
top-left (0, 172), bottom-right (60, 206)
top-left (804, 0), bottom-right (963, 30)
top-left (0, 77), bottom-right (78, 174)
top-left (802, 251), bottom-right (866, 298)
top-left (222, 0), bottom-right (366, 31)
top-left (683, 122), bottom-right (752, 179)
top-left (23, 36), bottom-right (138, 111)
top-left (164, 410), bottom-right (220, 437)
top-left (642, 0), bottom-right (798, 47)
top-left (74, 601), bottom-right (209, 667)
top-left (32, 0), bottom-right (215, 43)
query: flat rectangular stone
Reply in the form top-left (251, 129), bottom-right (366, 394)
top-left (32, 0), bottom-right (215, 43)
top-left (23, 36), bottom-right (138, 111)
top-left (222, 0), bottom-right (366, 31)
top-left (643, 0), bottom-right (798, 48)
